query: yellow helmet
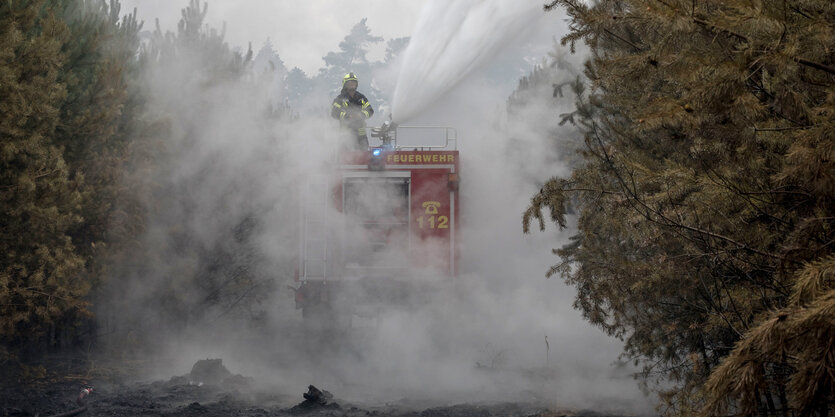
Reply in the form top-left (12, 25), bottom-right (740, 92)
top-left (342, 72), bottom-right (358, 87)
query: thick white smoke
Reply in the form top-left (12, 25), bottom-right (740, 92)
top-left (391, 0), bottom-right (543, 123)
top-left (106, 2), bottom-right (655, 414)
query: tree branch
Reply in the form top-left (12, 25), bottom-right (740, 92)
top-left (656, 0), bottom-right (835, 76)
top-left (590, 123), bottom-right (783, 260)
top-left (753, 125), bottom-right (814, 132)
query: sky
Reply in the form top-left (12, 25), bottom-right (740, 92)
top-left (122, 0), bottom-right (432, 74)
top-left (119, 0), bottom-right (562, 76)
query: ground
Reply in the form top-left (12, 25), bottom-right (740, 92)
top-left (1, 315), bottom-right (649, 417)
top-left (0, 356), bottom-right (640, 417)
top-left (0, 378), bottom-right (620, 417)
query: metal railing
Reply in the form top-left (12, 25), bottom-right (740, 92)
top-left (393, 126), bottom-right (458, 150)
top-left (370, 125), bottom-right (458, 151)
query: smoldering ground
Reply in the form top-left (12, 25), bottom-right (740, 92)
top-left (94, 1), bottom-right (654, 414)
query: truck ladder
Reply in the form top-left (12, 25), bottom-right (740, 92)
top-left (302, 181), bottom-right (330, 281)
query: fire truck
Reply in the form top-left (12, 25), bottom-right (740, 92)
top-left (294, 123), bottom-right (460, 323)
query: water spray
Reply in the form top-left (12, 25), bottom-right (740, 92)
top-left (391, 0), bottom-right (543, 124)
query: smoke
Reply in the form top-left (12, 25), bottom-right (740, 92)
top-left (391, 0), bottom-right (543, 124)
top-left (100, 1), bottom-right (654, 414)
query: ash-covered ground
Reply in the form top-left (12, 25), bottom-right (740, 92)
top-left (3, 299), bottom-right (652, 417)
top-left (2, 349), bottom-right (647, 417)
top-left (1, 371), bottom-right (632, 417)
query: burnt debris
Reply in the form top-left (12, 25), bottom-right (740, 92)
top-left (290, 385), bottom-right (340, 413)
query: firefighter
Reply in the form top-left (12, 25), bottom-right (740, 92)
top-left (331, 72), bottom-right (374, 149)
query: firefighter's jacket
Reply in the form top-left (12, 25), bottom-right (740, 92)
top-left (331, 90), bottom-right (374, 137)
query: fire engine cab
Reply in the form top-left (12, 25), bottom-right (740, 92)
top-left (294, 123), bottom-right (460, 322)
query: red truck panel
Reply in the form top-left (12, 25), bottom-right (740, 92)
top-left (410, 169), bottom-right (453, 275)
top-left (312, 150), bottom-right (459, 279)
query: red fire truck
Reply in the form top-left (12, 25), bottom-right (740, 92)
top-left (294, 124), bottom-right (460, 323)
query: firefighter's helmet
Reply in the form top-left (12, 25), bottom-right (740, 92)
top-left (343, 72), bottom-right (358, 87)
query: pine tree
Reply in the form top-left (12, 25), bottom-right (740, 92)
top-left (526, 0), bottom-right (834, 414)
top-left (53, 0), bottom-right (143, 307)
top-left (383, 37), bottom-right (410, 64)
top-left (0, 0), bottom-right (88, 350)
top-left (317, 18), bottom-right (383, 101)
top-left (1, 0), bottom-right (142, 357)
top-left (506, 42), bottom-right (585, 178)
top-left (285, 66), bottom-right (313, 108)
top-left (253, 37), bottom-right (287, 75)
top-left (253, 37), bottom-right (290, 116)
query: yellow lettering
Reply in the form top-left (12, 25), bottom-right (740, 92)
top-left (422, 201), bottom-right (440, 214)
top-left (379, 153), bottom-right (455, 164)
